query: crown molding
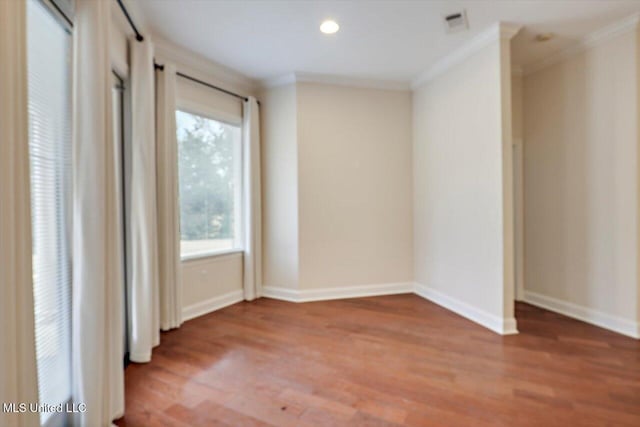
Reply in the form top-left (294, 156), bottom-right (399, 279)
top-left (152, 35), bottom-right (260, 95)
top-left (296, 72), bottom-right (411, 91)
top-left (260, 71), bottom-right (411, 92)
top-left (411, 22), bottom-right (522, 89)
top-left (523, 13), bottom-right (640, 77)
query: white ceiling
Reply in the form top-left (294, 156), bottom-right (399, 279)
top-left (137, 0), bottom-right (640, 84)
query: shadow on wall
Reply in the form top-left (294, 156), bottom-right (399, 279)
top-left (523, 36), bottom-right (638, 326)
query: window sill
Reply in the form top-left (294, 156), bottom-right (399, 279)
top-left (181, 249), bottom-right (244, 263)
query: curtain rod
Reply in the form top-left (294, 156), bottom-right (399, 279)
top-left (116, 0), bottom-right (144, 42)
top-left (49, 0), bottom-right (73, 28)
top-left (154, 63), bottom-right (254, 104)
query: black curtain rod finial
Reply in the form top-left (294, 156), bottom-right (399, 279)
top-left (153, 62), bottom-right (260, 106)
top-left (116, 0), bottom-right (144, 43)
top-left (155, 61), bottom-right (248, 102)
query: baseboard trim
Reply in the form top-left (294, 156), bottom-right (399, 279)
top-left (414, 283), bottom-right (518, 335)
top-left (523, 291), bottom-right (639, 339)
top-left (182, 289), bottom-right (244, 322)
top-left (262, 286), bottom-right (299, 302)
top-left (179, 284), bottom-right (638, 339)
top-left (264, 282), bottom-right (518, 335)
top-left (263, 282), bottom-right (414, 303)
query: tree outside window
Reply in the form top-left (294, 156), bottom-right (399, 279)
top-left (176, 110), bottom-right (242, 257)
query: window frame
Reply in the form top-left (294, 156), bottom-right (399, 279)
top-left (27, 1), bottom-right (74, 426)
top-left (174, 104), bottom-right (244, 262)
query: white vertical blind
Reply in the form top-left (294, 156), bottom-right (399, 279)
top-left (26, 0), bottom-right (72, 424)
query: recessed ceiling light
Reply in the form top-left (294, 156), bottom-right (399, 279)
top-left (320, 20), bottom-right (339, 34)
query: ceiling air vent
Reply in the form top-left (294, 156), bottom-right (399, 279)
top-left (444, 10), bottom-right (468, 33)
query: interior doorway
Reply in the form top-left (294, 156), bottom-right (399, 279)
top-left (112, 71), bottom-right (129, 363)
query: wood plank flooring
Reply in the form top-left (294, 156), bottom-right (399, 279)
top-left (114, 295), bottom-right (640, 426)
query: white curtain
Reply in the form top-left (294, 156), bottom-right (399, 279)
top-left (71, 0), bottom-right (124, 425)
top-left (243, 97), bottom-right (263, 300)
top-left (128, 38), bottom-right (161, 363)
top-left (0, 1), bottom-right (40, 426)
top-left (156, 63), bottom-right (183, 330)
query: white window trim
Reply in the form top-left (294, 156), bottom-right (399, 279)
top-left (181, 248), bottom-right (244, 262)
top-left (176, 108), bottom-right (244, 262)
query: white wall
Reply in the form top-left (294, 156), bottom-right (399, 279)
top-left (181, 253), bottom-right (243, 320)
top-left (261, 84), bottom-right (299, 289)
top-left (261, 81), bottom-right (414, 293)
top-left (176, 77), bottom-right (243, 126)
top-left (182, 257), bottom-right (243, 303)
top-left (296, 83), bottom-right (413, 289)
top-left (522, 28), bottom-right (639, 336)
top-left (413, 31), bottom-right (516, 334)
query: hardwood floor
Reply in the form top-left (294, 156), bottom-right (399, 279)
top-left (114, 295), bottom-right (640, 426)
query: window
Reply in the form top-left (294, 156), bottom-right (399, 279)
top-left (176, 110), bottom-right (243, 259)
top-left (112, 72), bottom-right (129, 359)
top-left (27, 0), bottom-right (72, 425)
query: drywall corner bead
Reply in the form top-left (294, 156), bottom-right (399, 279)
top-left (499, 23), bottom-right (522, 40)
top-left (411, 22), bottom-right (520, 89)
